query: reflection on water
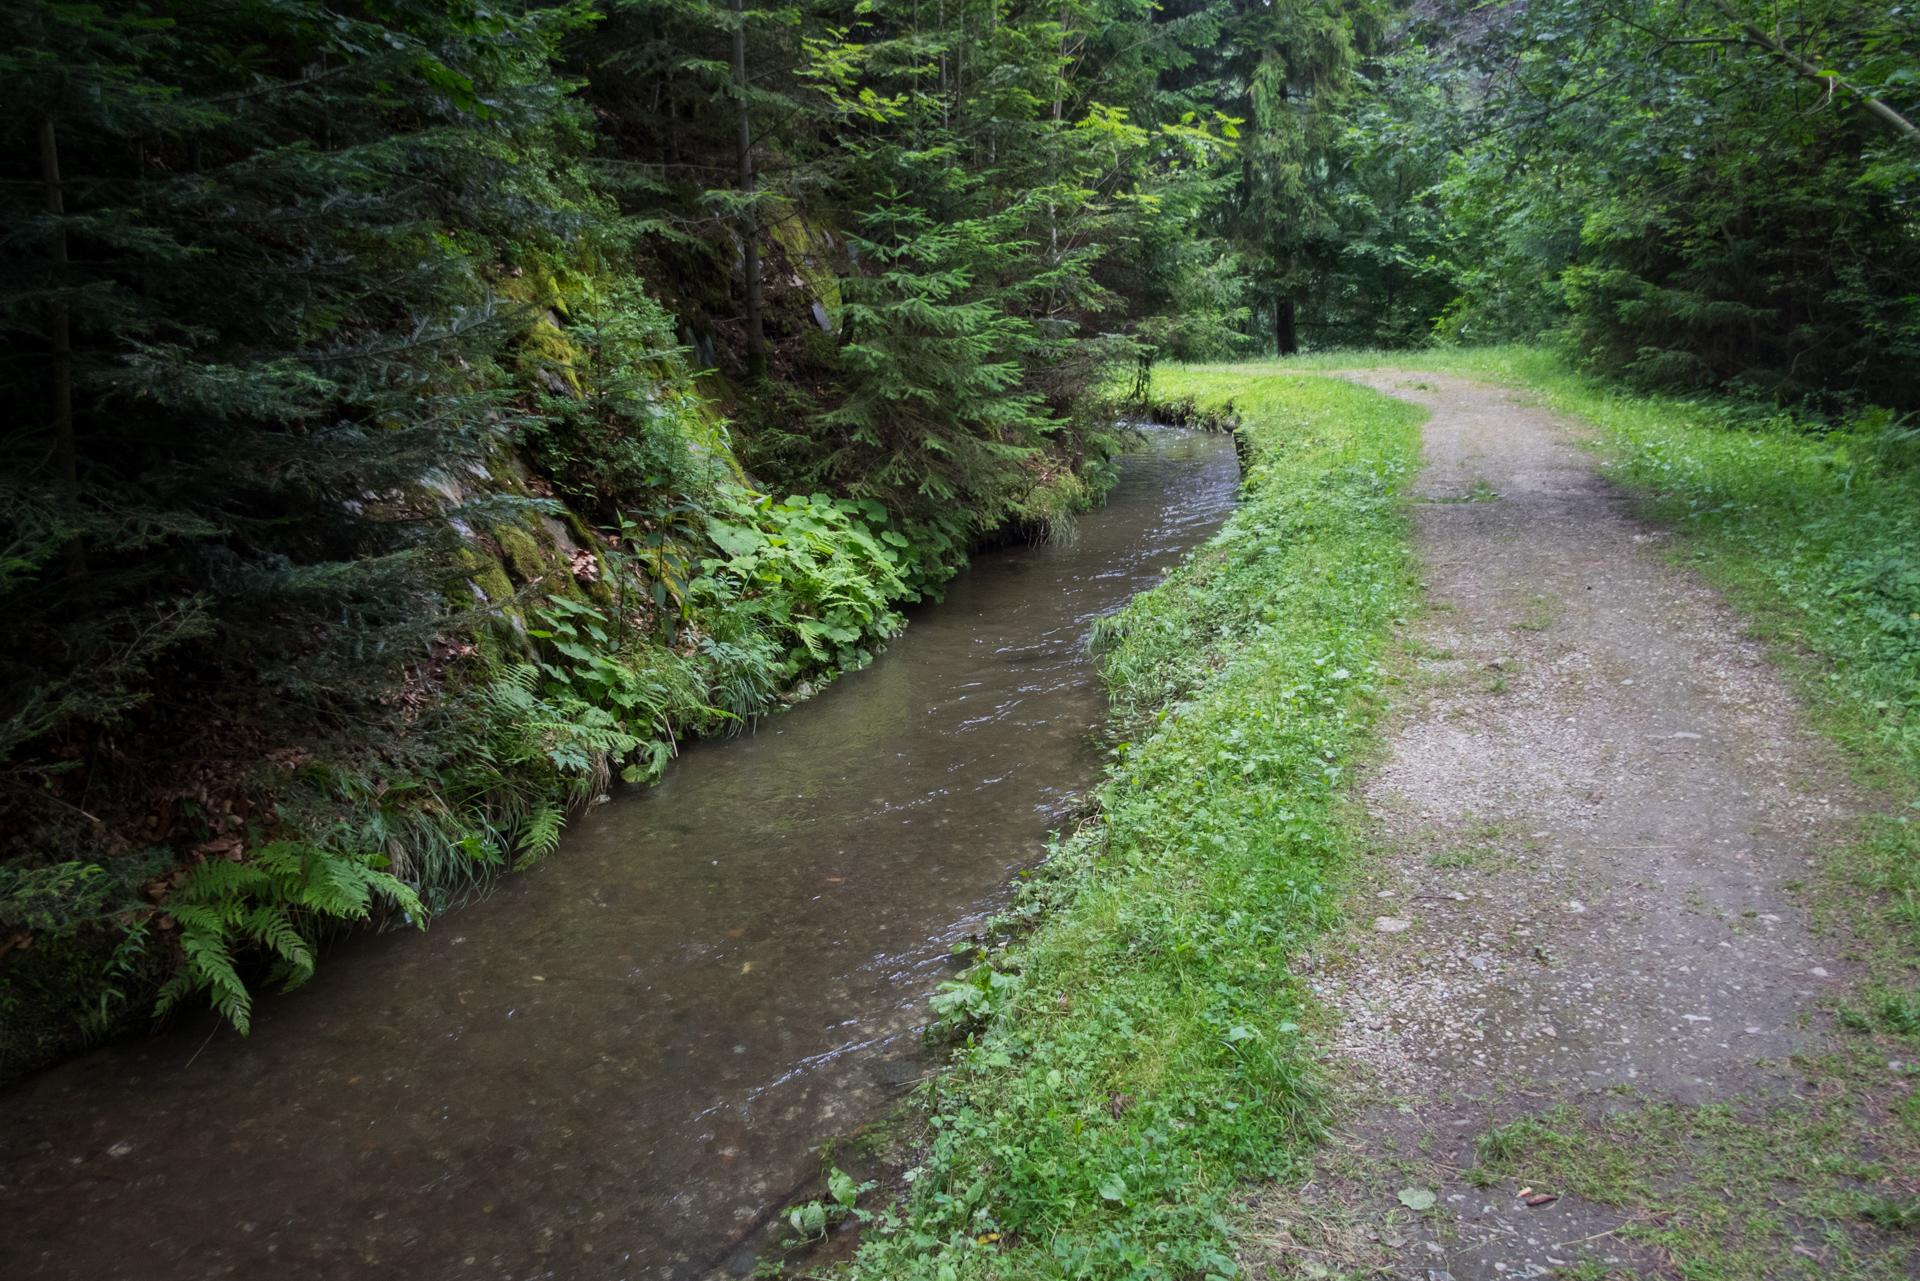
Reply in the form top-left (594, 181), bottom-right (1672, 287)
top-left (0, 428), bottom-right (1240, 1280)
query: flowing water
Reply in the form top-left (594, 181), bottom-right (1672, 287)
top-left (0, 427), bottom-right (1239, 1280)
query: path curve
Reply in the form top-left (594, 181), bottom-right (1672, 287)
top-left (1243, 371), bottom-right (1869, 1280)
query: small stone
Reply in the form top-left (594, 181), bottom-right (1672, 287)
top-left (1469, 954), bottom-right (1489, 971)
top-left (1375, 917), bottom-right (1413, 933)
top-left (1745, 1026), bottom-right (1763, 1035)
top-left (1810, 967), bottom-right (1830, 977)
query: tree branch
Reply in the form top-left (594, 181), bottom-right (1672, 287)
top-left (1709, 0), bottom-right (1918, 142)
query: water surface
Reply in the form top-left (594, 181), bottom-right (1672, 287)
top-left (0, 427), bottom-right (1239, 1279)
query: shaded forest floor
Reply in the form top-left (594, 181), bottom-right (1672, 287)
top-left (1237, 369), bottom-right (1920, 1280)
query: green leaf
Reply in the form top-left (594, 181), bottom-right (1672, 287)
top-left (1398, 1187), bottom-right (1437, 1211)
top-left (1098, 1173), bottom-right (1128, 1202)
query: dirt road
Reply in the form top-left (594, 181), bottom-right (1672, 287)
top-left (1240, 373), bottom-right (1908, 1279)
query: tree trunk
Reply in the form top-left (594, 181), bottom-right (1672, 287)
top-left (40, 116), bottom-right (83, 578)
top-left (1276, 295), bottom-right (1298, 357)
top-left (733, 0), bottom-right (766, 379)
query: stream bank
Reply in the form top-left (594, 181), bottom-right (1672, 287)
top-left (838, 371), bottom-right (1427, 1280)
top-left (0, 429), bottom-right (1238, 1279)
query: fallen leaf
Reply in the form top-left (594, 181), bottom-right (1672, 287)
top-left (1398, 1188), bottom-right (1437, 1211)
top-left (1524, 1193), bottom-right (1559, 1207)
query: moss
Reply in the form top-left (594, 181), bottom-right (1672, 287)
top-left (492, 521), bottom-right (558, 589)
top-left (766, 204), bottom-right (847, 326)
top-left (0, 934), bottom-right (160, 1088)
top-left (481, 442), bottom-right (531, 496)
top-left (498, 250), bottom-right (599, 397)
top-left (456, 545), bottom-right (516, 605)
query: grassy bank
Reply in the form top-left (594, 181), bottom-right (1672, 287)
top-left (840, 373), bottom-right (1425, 1279)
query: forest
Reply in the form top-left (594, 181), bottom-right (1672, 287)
top-left (2, 0), bottom-right (1915, 1115)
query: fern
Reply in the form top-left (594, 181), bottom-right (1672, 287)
top-left (155, 841), bottom-right (422, 1034)
top-left (522, 804), bottom-right (565, 860)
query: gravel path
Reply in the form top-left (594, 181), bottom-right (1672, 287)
top-left (1241, 372), bottom-right (1869, 1280)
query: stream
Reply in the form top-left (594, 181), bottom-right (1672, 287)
top-left (0, 426), bottom-right (1240, 1280)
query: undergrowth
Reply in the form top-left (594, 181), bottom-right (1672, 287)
top-left (842, 372), bottom-right (1424, 1278)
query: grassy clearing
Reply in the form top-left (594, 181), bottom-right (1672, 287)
top-left (834, 373), bottom-right (1424, 1278)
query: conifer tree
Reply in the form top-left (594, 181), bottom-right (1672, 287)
top-left (1213, 0), bottom-right (1390, 355)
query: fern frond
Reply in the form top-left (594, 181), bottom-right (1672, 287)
top-left (241, 904), bottom-right (315, 981)
top-left (523, 803), bottom-right (563, 859)
top-left (173, 859), bottom-right (268, 900)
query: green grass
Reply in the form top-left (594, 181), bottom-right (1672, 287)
top-left (840, 373), bottom-right (1425, 1279)
top-left (1459, 1098), bottom-right (1920, 1279)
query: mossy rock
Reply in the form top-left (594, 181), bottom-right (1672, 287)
top-left (492, 521), bottom-right (567, 594)
top-left (455, 545), bottom-right (516, 606)
top-left (0, 934), bottom-right (161, 1089)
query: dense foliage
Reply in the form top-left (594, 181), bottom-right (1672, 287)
top-left (1431, 0), bottom-right (1920, 411)
top-left (0, 0), bottom-right (613, 1062)
top-left (2, 0), bottom-right (1914, 1084)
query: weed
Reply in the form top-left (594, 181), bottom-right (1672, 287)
top-left (1880, 993), bottom-right (1920, 1035)
top-left (1557, 1261), bottom-right (1613, 1281)
top-left (1476, 1115), bottom-right (1550, 1164)
top-left (1514, 593), bottom-right (1565, 632)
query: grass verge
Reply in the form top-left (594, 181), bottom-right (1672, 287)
top-left (838, 372), bottom-right (1425, 1279)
